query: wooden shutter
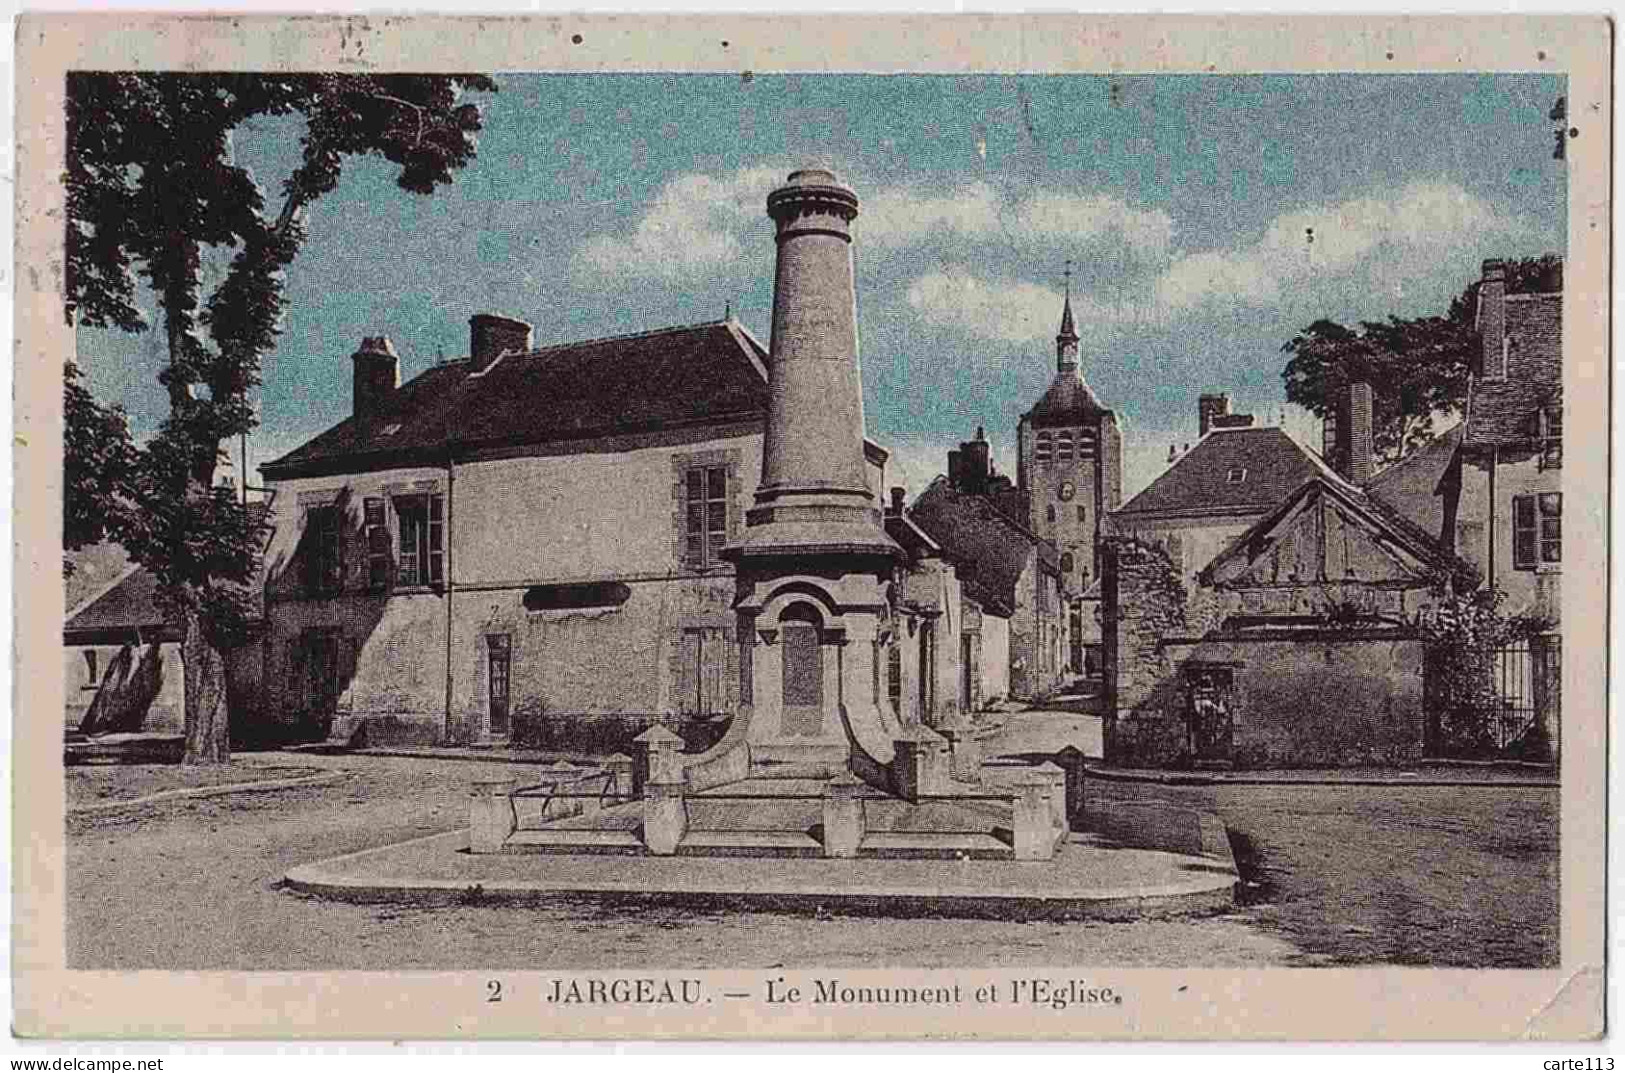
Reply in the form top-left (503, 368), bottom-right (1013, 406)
top-left (1513, 495), bottom-right (1537, 569)
top-left (428, 494), bottom-right (445, 584)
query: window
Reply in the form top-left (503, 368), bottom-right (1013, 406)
top-left (396, 494), bottom-right (444, 586)
top-left (1057, 430), bottom-right (1075, 461)
top-left (1225, 467), bottom-right (1248, 484)
top-left (1035, 432), bottom-right (1052, 463)
top-left (1513, 493), bottom-right (1561, 569)
top-left (82, 650), bottom-right (99, 689)
top-left (1061, 551), bottom-right (1075, 574)
top-left (1046, 504), bottom-right (1056, 524)
top-left (685, 465), bottom-right (729, 568)
top-left (1077, 505), bottom-right (1087, 524)
top-left (303, 505), bottom-right (342, 595)
top-left (364, 498), bottom-right (390, 593)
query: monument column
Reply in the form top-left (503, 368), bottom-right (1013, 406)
top-left (726, 167), bottom-right (904, 782)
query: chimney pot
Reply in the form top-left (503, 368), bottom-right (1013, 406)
top-left (352, 335), bottom-right (401, 436)
top-left (1198, 392), bottom-right (1231, 438)
top-left (890, 487), bottom-right (905, 515)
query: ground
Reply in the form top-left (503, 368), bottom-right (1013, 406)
top-left (65, 752), bottom-right (1557, 970)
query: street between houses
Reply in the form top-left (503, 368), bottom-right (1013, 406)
top-left (66, 753), bottom-right (1556, 971)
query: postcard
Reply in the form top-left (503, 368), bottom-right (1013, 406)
top-left (14, 13), bottom-right (1609, 1040)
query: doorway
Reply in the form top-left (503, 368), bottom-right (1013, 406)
top-left (487, 634), bottom-right (511, 738)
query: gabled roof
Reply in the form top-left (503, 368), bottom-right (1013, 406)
top-left (1116, 426), bottom-right (1325, 518)
top-left (1200, 476), bottom-right (1465, 591)
top-left (263, 319), bottom-right (772, 478)
top-left (1024, 370), bottom-right (1112, 426)
top-left (1465, 291), bottom-right (1561, 447)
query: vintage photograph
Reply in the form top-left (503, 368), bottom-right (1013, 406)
top-left (17, 13), bottom-right (1608, 1041)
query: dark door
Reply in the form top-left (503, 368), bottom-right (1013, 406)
top-left (1184, 667), bottom-right (1235, 764)
top-left (960, 633), bottom-right (974, 712)
top-left (487, 634), bottom-right (511, 737)
top-left (781, 622), bottom-right (822, 736)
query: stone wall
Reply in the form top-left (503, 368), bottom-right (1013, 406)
top-left (1102, 535), bottom-right (1430, 768)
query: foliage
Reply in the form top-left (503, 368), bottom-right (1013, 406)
top-left (65, 72), bottom-right (497, 761)
top-left (63, 359), bottom-right (134, 567)
top-left (1282, 255), bottom-right (1564, 468)
top-left (1417, 588), bottom-right (1553, 757)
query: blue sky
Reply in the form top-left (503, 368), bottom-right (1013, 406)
top-left (77, 72), bottom-right (1566, 498)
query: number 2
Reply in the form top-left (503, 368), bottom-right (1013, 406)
top-left (487, 979), bottom-right (503, 1003)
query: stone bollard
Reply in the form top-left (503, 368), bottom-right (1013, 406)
top-left (469, 777), bottom-right (518, 854)
top-left (938, 724), bottom-right (982, 783)
top-left (641, 779), bottom-right (688, 856)
top-left (1053, 746), bottom-right (1087, 828)
top-left (1011, 770), bottom-right (1056, 861)
top-left (1032, 761), bottom-right (1069, 840)
top-left (893, 725), bottom-right (951, 800)
top-left (605, 753), bottom-right (634, 800)
top-left (633, 725), bottom-right (687, 795)
top-left (822, 771), bottom-right (867, 858)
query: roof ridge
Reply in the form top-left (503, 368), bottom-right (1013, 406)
top-left (485, 318), bottom-right (735, 362)
top-left (65, 561), bottom-right (145, 625)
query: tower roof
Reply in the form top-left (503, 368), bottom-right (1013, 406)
top-left (1024, 372), bottom-right (1112, 426)
top-left (1057, 292), bottom-right (1078, 345)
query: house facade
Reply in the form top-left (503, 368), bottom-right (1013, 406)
top-left (258, 315), bottom-right (892, 749)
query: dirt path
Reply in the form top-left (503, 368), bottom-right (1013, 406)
top-left (68, 752), bottom-right (1300, 970)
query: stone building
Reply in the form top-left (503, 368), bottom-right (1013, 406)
top-left (258, 314), bottom-right (890, 748)
top-left (1103, 401), bottom-right (1467, 767)
top-left (909, 435), bottom-right (1063, 702)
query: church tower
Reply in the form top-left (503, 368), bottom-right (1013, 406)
top-left (1016, 271), bottom-right (1123, 593)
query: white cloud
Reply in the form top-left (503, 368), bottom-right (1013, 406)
top-left (860, 181), bottom-right (1174, 260)
top-left (1153, 180), bottom-right (1529, 313)
top-left (906, 267), bottom-right (1160, 343)
top-left (577, 167), bottom-right (1175, 283)
top-left (576, 165), bottom-right (783, 281)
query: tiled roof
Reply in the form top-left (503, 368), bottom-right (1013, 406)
top-left (65, 564), bottom-right (170, 637)
top-left (1362, 423), bottom-right (1463, 544)
top-left (907, 478), bottom-right (1049, 617)
top-left (1116, 426), bottom-right (1324, 518)
top-left (64, 504), bottom-right (273, 639)
top-left (263, 320), bottom-right (771, 478)
top-left (1466, 292), bottom-right (1561, 447)
top-left (1024, 371), bottom-right (1112, 426)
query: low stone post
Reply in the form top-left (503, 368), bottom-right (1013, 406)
top-left (1032, 761), bottom-right (1069, 839)
top-left (605, 753), bottom-right (634, 799)
top-left (469, 777), bottom-right (518, 854)
top-left (642, 779), bottom-right (688, 856)
top-left (1053, 746), bottom-right (1087, 827)
top-left (633, 725), bottom-right (686, 795)
top-left (938, 724), bottom-right (982, 782)
top-left (822, 771), bottom-right (867, 858)
top-left (1011, 770), bottom-right (1056, 861)
top-left (893, 725), bottom-right (951, 800)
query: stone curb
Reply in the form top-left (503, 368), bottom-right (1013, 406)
top-left (281, 745), bottom-right (592, 766)
top-left (1083, 766), bottom-right (1558, 789)
top-left (71, 770), bottom-right (347, 814)
top-left (281, 825), bottom-right (1239, 921)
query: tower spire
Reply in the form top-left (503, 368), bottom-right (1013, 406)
top-left (1056, 259), bottom-right (1079, 373)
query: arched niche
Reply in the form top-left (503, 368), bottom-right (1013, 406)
top-left (778, 600), bottom-right (826, 735)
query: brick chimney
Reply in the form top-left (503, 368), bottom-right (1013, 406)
top-left (1477, 259), bottom-right (1506, 380)
top-left (1328, 380), bottom-right (1374, 484)
top-left (889, 486), bottom-right (906, 516)
top-left (1198, 393), bottom-right (1230, 437)
top-left (352, 335), bottom-right (400, 436)
top-left (469, 313), bottom-right (534, 373)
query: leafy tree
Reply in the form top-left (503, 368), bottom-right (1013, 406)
top-left (63, 358), bottom-right (134, 568)
top-left (66, 72), bottom-right (497, 762)
top-left (1282, 254), bottom-right (1563, 469)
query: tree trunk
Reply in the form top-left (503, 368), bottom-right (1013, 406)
top-left (180, 606), bottom-right (230, 765)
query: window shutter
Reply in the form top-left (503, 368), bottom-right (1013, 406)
top-left (365, 498), bottom-right (390, 593)
top-left (676, 629), bottom-right (699, 713)
top-left (428, 494), bottom-right (445, 584)
top-left (685, 469), bottom-right (705, 567)
top-left (1513, 495), bottom-right (1537, 569)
